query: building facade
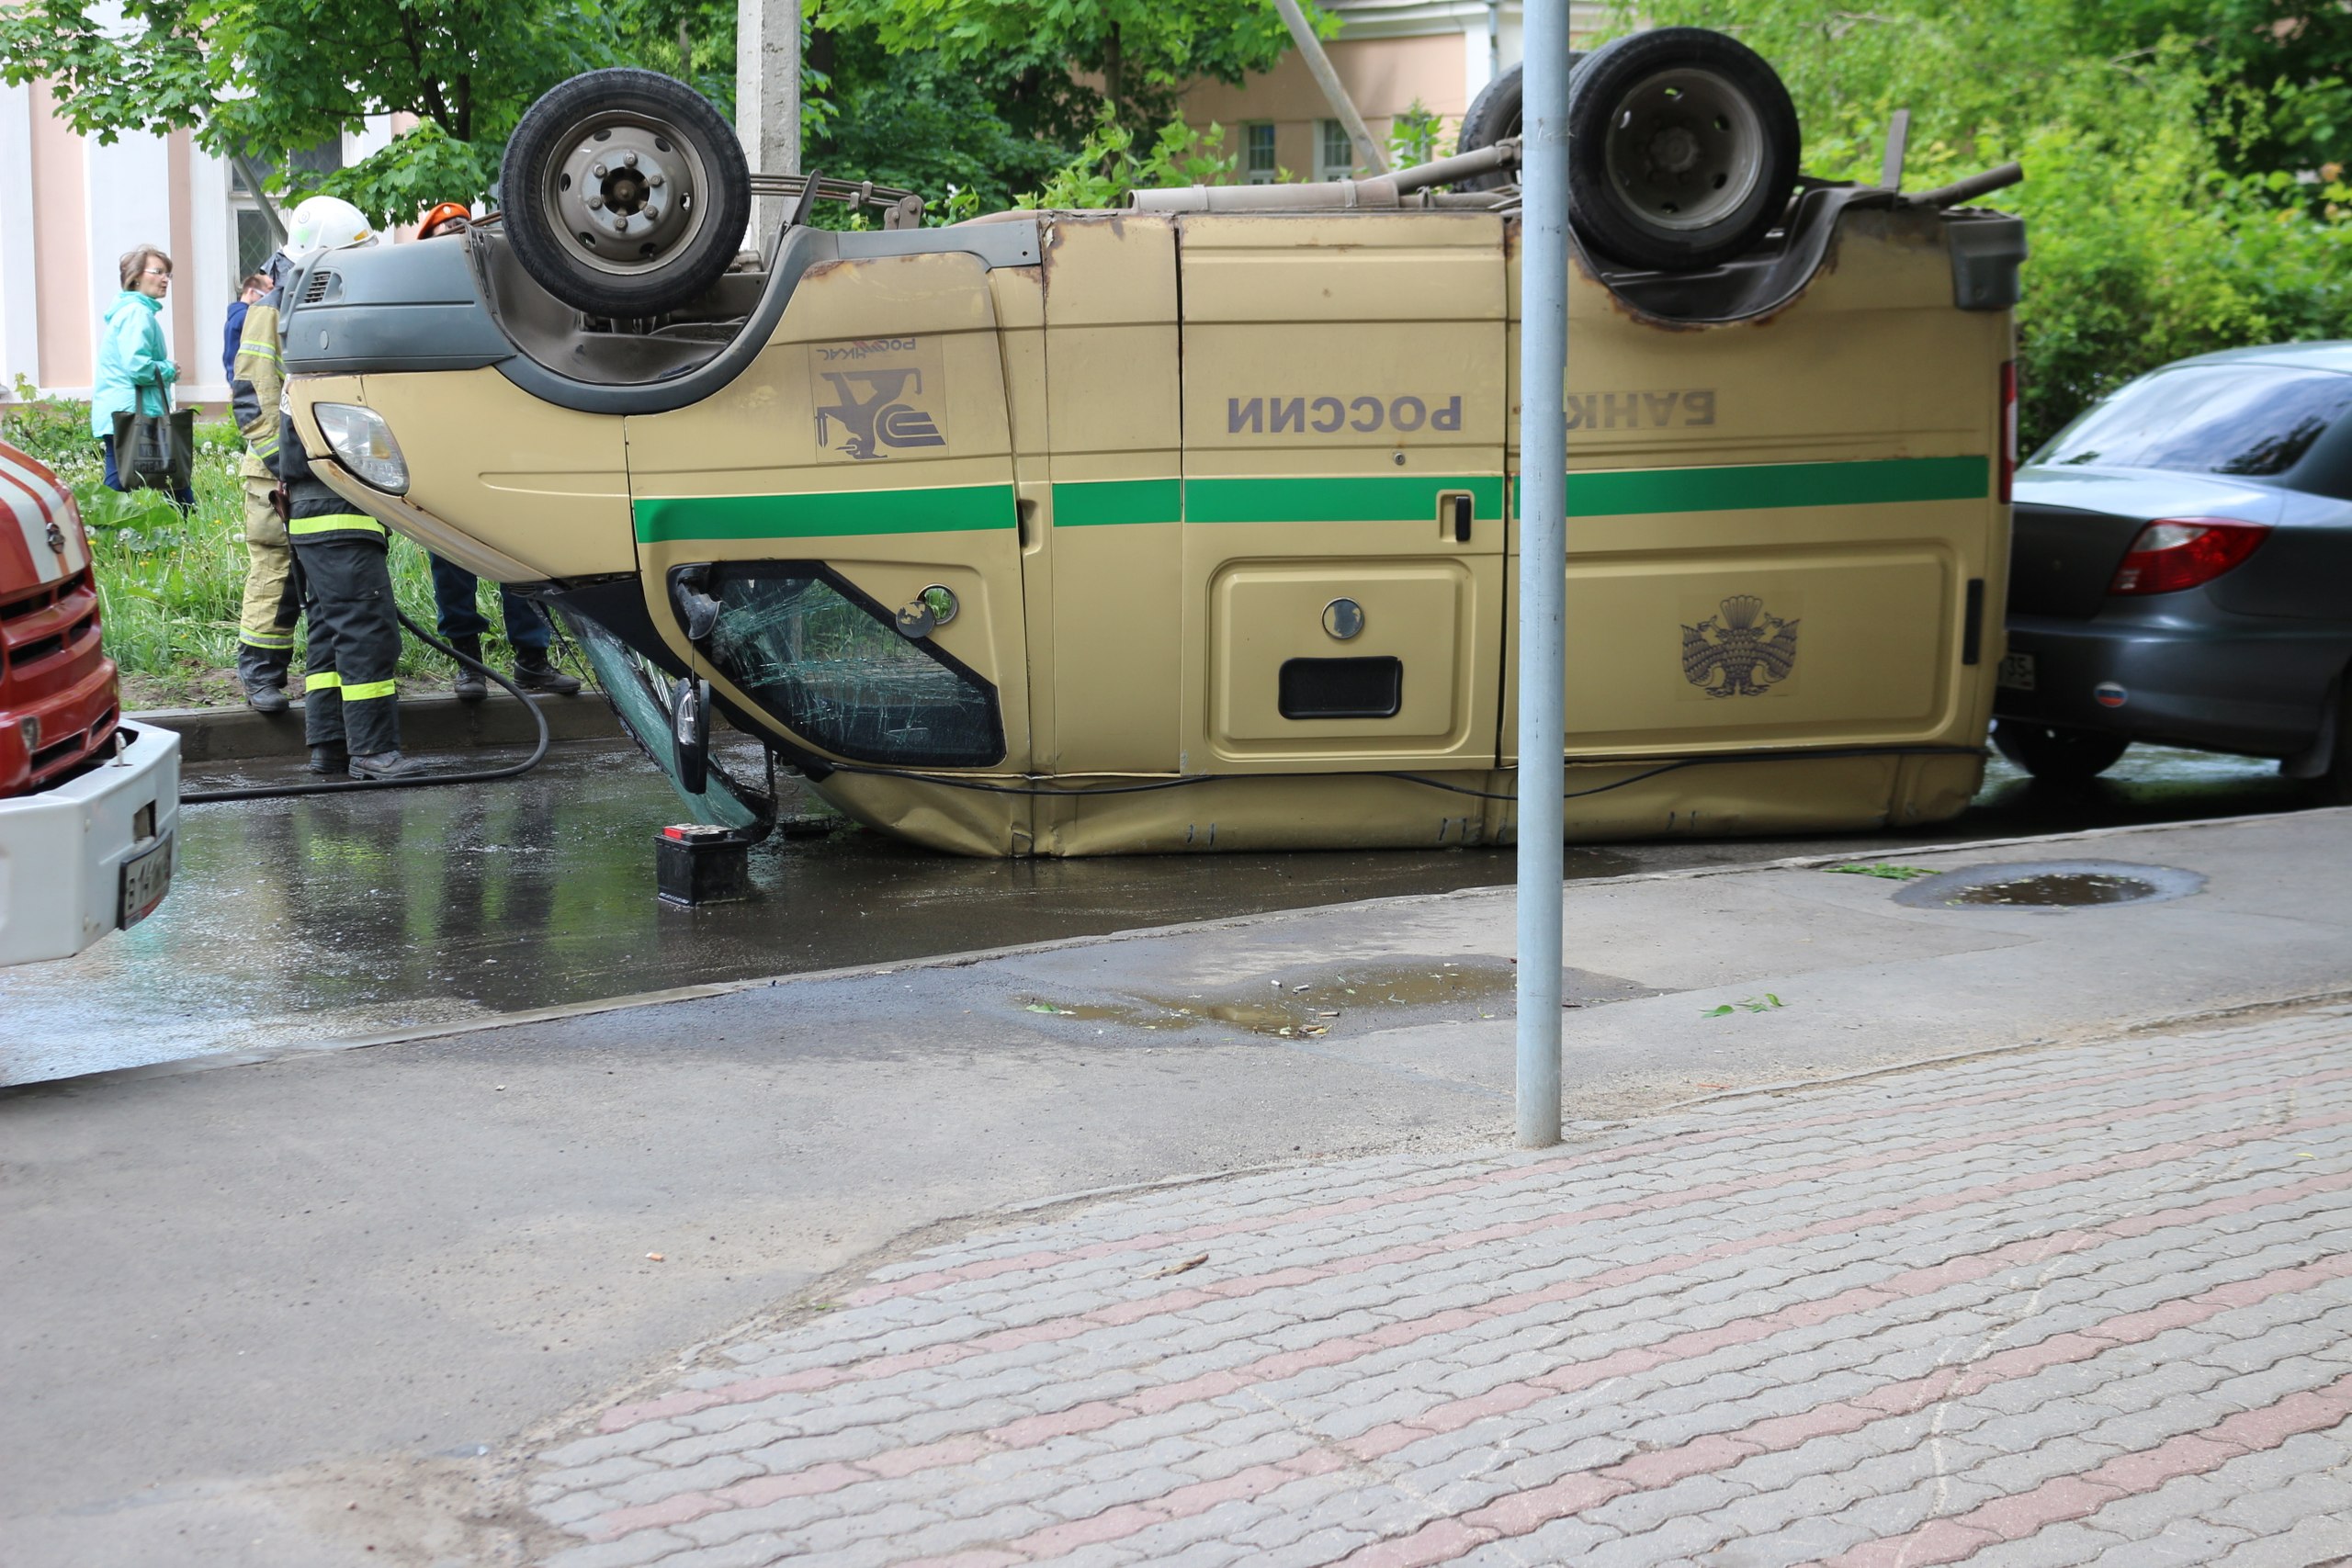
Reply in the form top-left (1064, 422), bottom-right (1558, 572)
top-left (1, 82), bottom-right (399, 410)
top-left (1176, 2), bottom-right (1608, 183)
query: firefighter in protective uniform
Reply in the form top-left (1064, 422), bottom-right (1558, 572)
top-left (225, 210), bottom-right (347, 710)
top-left (227, 245), bottom-right (317, 709)
top-left (260, 197), bottom-right (422, 780)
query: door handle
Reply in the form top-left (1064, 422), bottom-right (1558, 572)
top-left (1442, 491), bottom-right (1473, 544)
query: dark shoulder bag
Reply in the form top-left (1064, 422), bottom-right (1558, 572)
top-left (112, 376), bottom-right (196, 494)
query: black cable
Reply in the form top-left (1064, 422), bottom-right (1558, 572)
top-left (179, 609), bottom-right (553, 803)
top-left (813, 744), bottom-right (1990, 803)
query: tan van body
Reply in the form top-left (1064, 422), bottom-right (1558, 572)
top-left (289, 201), bottom-right (2013, 856)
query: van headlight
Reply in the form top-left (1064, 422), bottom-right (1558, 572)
top-left (313, 402), bottom-right (409, 493)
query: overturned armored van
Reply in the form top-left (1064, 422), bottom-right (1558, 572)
top-left (278, 35), bottom-right (2024, 856)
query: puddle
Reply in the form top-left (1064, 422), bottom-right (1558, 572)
top-left (1893, 860), bottom-right (2206, 912)
top-left (1019, 961), bottom-right (1520, 1038)
top-left (1016, 960), bottom-right (1660, 1039)
top-left (1946, 872), bottom-right (2158, 908)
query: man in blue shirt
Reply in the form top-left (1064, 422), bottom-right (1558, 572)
top-left (220, 272), bottom-right (269, 380)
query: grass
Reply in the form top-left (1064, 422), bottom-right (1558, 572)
top-left (6, 389), bottom-right (545, 706)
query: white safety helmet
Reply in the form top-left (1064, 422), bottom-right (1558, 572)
top-left (279, 195), bottom-right (379, 266)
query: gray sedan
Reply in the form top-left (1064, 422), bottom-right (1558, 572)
top-left (1996, 342), bottom-right (2352, 798)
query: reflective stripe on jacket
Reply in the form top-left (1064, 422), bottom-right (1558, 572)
top-left (231, 290), bottom-right (286, 479)
top-left (274, 406), bottom-right (388, 545)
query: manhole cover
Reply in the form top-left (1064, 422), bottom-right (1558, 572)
top-left (1892, 859), bottom-right (2205, 911)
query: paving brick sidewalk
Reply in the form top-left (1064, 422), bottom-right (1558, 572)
top-left (525, 1008), bottom-right (2352, 1568)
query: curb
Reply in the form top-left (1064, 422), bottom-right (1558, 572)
top-left (36, 802), bottom-right (2332, 1093)
top-left (132, 691), bottom-right (625, 763)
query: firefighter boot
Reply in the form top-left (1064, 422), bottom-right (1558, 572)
top-left (306, 745), bottom-right (349, 775)
top-left (349, 750), bottom-right (425, 781)
top-left (514, 646), bottom-right (582, 695)
top-left (449, 636), bottom-right (488, 703)
top-left (237, 644), bottom-right (292, 715)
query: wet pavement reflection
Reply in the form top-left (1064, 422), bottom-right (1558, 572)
top-left (0, 738), bottom-right (2320, 1083)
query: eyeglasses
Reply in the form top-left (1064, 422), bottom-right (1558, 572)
top-left (141, 266), bottom-right (170, 277)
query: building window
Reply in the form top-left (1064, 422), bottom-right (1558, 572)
top-left (229, 138), bottom-right (345, 279)
top-left (1243, 122), bottom-right (1277, 185)
top-left (1318, 119), bottom-right (1357, 182)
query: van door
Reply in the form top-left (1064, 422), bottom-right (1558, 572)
top-left (622, 250), bottom-right (1029, 778)
top-left (1176, 213), bottom-right (1508, 774)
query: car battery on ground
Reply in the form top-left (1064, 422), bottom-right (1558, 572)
top-left (655, 823), bottom-right (756, 906)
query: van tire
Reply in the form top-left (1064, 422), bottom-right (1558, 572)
top-left (1992, 719), bottom-right (2129, 785)
top-left (1565, 28), bottom-right (1800, 272)
top-left (1454, 58), bottom-right (1581, 190)
top-left (501, 69), bottom-right (752, 320)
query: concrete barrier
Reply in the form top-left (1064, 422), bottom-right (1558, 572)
top-left (133, 692), bottom-right (626, 764)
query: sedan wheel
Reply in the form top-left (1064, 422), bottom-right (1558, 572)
top-left (1992, 719), bottom-right (2130, 784)
top-left (2317, 682), bottom-right (2352, 807)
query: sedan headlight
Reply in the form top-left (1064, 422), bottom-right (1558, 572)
top-left (313, 402), bottom-right (409, 493)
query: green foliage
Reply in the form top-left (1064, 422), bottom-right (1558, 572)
top-left (1015, 112), bottom-right (1236, 210)
top-left (2, 378), bottom-right (96, 473)
top-left (613, 0), bottom-right (740, 116)
top-left (0, 0), bottom-right (627, 226)
top-left (808, 29), bottom-right (1076, 219)
top-left (1601, 3), bottom-right (2352, 447)
top-left (1704, 994), bottom-right (1784, 1016)
top-left (817, 0), bottom-right (1320, 142)
top-left (1386, 100), bottom-right (1442, 171)
top-left (2064, 0), bottom-right (2352, 178)
top-left (4, 387), bottom-right (493, 683)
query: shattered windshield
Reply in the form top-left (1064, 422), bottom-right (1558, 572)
top-left (558, 609), bottom-right (768, 829)
top-left (700, 568), bottom-right (1003, 769)
top-left (2035, 365), bottom-right (2352, 477)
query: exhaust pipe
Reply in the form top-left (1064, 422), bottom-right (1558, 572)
top-left (1131, 138), bottom-right (1521, 213)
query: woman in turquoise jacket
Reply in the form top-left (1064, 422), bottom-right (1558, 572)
top-left (91, 244), bottom-right (190, 502)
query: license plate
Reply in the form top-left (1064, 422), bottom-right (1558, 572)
top-left (1997, 651), bottom-right (2036, 692)
top-left (119, 829), bottom-right (174, 930)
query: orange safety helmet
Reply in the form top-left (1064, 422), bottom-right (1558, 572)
top-left (417, 201), bottom-right (472, 238)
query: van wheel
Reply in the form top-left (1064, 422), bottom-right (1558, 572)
top-left (1992, 719), bottom-right (2130, 784)
top-left (1453, 57), bottom-right (1581, 190)
top-left (500, 69), bottom-right (752, 319)
top-left (1565, 27), bottom-right (1800, 272)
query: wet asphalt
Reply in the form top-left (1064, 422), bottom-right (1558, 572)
top-left (0, 739), bottom-right (2318, 1085)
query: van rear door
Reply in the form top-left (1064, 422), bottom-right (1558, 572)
top-left (1175, 213), bottom-right (1509, 775)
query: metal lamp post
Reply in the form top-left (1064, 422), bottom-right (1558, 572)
top-left (1515, 4), bottom-right (1571, 1149)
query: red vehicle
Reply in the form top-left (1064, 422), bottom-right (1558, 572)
top-left (0, 438), bottom-right (178, 964)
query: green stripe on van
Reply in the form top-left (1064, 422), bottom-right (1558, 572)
top-left (1185, 474), bottom-right (1508, 524)
top-left (634, 484), bottom-right (1015, 543)
top-left (1515, 455), bottom-right (1990, 519)
top-left (631, 457), bottom-right (1984, 542)
top-left (1052, 478), bottom-right (1182, 526)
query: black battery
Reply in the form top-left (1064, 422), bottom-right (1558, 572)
top-left (655, 823), bottom-right (754, 906)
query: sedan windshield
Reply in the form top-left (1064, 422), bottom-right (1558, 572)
top-left (2035, 365), bottom-right (2352, 477)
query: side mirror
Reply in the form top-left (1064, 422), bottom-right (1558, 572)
top-left (670, 676), bottom-right (710, 795)
top-left (670, 565), bottom-right (722, 644)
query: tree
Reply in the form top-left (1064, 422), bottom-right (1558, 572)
top-left (0, 0), bottom-right (627, 225)
top-left (2064, 0), bottom-right (2352, 178)
top-left (814, 0), bottom-right (1324, 146)
top-left (1599, 1), bottom-right (2352, 448)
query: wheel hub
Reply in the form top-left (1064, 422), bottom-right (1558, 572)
top-left (548, 114), bottom-right (708, 277)
top-left (1603, 66), bottom-right (1765, 231)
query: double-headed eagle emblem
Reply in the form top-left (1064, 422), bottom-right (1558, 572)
top-left (1681, 593), bottom-right (1800, 698)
